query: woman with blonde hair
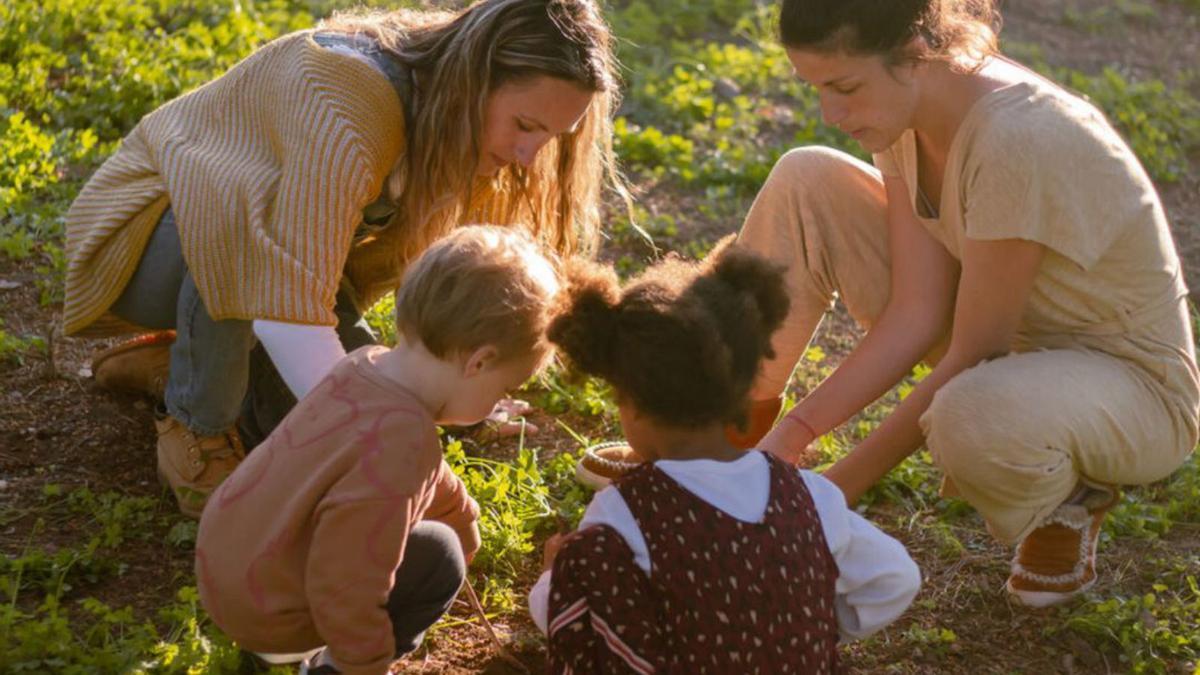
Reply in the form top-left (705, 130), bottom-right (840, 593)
top-left (733, 0), bottom-right (1198, 607)
top-left (65, 0), bottom-right (622, 518)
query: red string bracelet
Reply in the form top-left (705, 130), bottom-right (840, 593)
top-left (781, 412), bottom-right (820, 443)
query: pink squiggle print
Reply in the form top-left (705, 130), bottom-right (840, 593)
top-left (215, 438), bottom-right (276, 508)
top-left (315, 605), bottom-right (393, 657)
top-left (245, 524), bottom-right (298, 612)
top-left (243, 407), bottom-right (429, 608)
top-left (281, 374), bottom-right (363, 450)
top-left (354, 404), bottom-right (430, 497)
top-left (216, 374), bottom-right (359, 509)
top-left (355, 405), bottom-right (434, 569)
top-left (195, 548), bottom-right (225, 628)
top-left (362, 497), bottom-right (413, 572)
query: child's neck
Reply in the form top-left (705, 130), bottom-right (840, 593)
top-left (372, 339), bottom-right (455, 420)
top-left (637, 425), bottom-right (746, 463)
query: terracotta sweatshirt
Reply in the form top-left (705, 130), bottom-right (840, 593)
top-left (195, 346), bottom-right (480, 675)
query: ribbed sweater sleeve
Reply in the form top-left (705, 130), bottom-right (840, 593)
top-left (63, 31), bottom-right (405, 333)
top-left (173, 35), bottom-right (405, 325)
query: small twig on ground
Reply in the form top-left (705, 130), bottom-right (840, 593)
top-left (462, 577), bottom-right (530, 674)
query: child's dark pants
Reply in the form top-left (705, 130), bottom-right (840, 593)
top-left (243, 521), bottom-right (466, 674)
top-left (388, 521), bottom-right (467, 655)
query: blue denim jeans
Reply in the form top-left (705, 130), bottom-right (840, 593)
top-left (109, 208), bottom-right (376, 446)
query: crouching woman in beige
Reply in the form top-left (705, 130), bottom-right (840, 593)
top-left (732, 0), bottom-right (1199, 607)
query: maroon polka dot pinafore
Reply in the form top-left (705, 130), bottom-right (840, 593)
top-left (547, 452), bottom-right (840, 674)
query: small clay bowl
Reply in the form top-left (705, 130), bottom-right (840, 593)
top-left (575, 441), bottom-right (645, 490)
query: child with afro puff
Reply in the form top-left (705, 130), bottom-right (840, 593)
top-left (530, 238), bottom-right (921, 674)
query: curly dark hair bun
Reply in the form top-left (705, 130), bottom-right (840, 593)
top-left (703, 236), bottom-right (790, 361)
top-left (547, 237), bottom-right (790, 429)
top-left (546, 259), bottom-right (622, 379)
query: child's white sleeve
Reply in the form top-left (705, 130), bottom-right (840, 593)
top-left (252, 319), bottom-right (346, 399)
top-left (527, 487), bottom-right (648, 634)
top-left (529, 571), bottom-right (553, 634)
top-left (801, 471), bottom-right (921, 641)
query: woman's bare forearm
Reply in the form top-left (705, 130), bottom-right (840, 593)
top-left (757, 300), bottom-right (951, 462)
top-left (821, 353), bottom-right (967, 503)
top-left (824, 237), bottom-right (1046, 503)
top-left (783, 175), bottom-right (957, 441)
top-left (786, 304), bottom-right (946, 437)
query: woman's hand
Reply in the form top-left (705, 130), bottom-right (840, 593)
top-left (757, 413), bottom-right (817, 465)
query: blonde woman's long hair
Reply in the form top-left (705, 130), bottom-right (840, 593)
top-left (322, 0), bottom-right (625, 306)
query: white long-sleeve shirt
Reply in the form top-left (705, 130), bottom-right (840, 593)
top-left (252, 319), bottom-right (346, 399)
top-left (529, 451), bottom-right (921, 642)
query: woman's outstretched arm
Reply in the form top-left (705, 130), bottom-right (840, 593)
top-left (758, 175), bottom-right (959, 461)
top-left (823, 235), bottom-right (1045, 503)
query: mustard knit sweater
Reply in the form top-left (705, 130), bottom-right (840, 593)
top-left (64, 30), bottom-right (406, 336)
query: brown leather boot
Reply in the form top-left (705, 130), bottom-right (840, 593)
top-left (155, 415), bottom-right (245, 518)
top-left (725, 397), bottom-right (783, 449)
top-left (1006, 487), bottom-right (1120, 608)
top-left (92, 331), bottom-right (175, 399)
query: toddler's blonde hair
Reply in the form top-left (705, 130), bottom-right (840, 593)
top-left (395, 225), bottom-right (560, 364)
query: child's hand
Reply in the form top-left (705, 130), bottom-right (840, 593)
top-left (486, 398), bottom-right (539, 437)
top-left (542, 533), bottom-right (568, 571)
top-left (463, 521), bottom-right (482, 565)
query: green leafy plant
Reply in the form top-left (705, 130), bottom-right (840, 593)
top-left (0, 485), bottom-right (250, 673)
top-left (1062, 573), bottom-right (1200, 674)
top-left (1059, 67), bottom-right (1200, 182)
top-left (363, 292), bottom-right (398, 347)
top-left (1062, 0), bottom-right (1158, 32)
top-left (902, 625), bottom-right (959, 657)
top-left (0, 321), bottom-right (47, 366)
top-left (534, 365), bottom-right (618, 420)
top-left (3, 0), bottom-right (1199, 670)
top-left (1106, 455), bottom-right (1200, 540)
top-left (443, 436), bottom-right (592, 612)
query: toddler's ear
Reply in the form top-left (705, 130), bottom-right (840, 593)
top-left (461, 344), bottom-right (500, 378)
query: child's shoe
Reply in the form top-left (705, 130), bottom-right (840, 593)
top-left (238, 647), bottom-right (324, 673)
top-left (91, 331), bottom-right (175, 399)
top-left (576, 441), bottom-right (644, 489)
top-left (298, 648), bottom-right (341, 674)
top-left (155, 414), bottom-right (245, 518)
top-left (1006, 487), bottom-right (1120, 608)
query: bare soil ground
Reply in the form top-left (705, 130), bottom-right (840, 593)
top-left (1, 0), bottom-right (1197, 672)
